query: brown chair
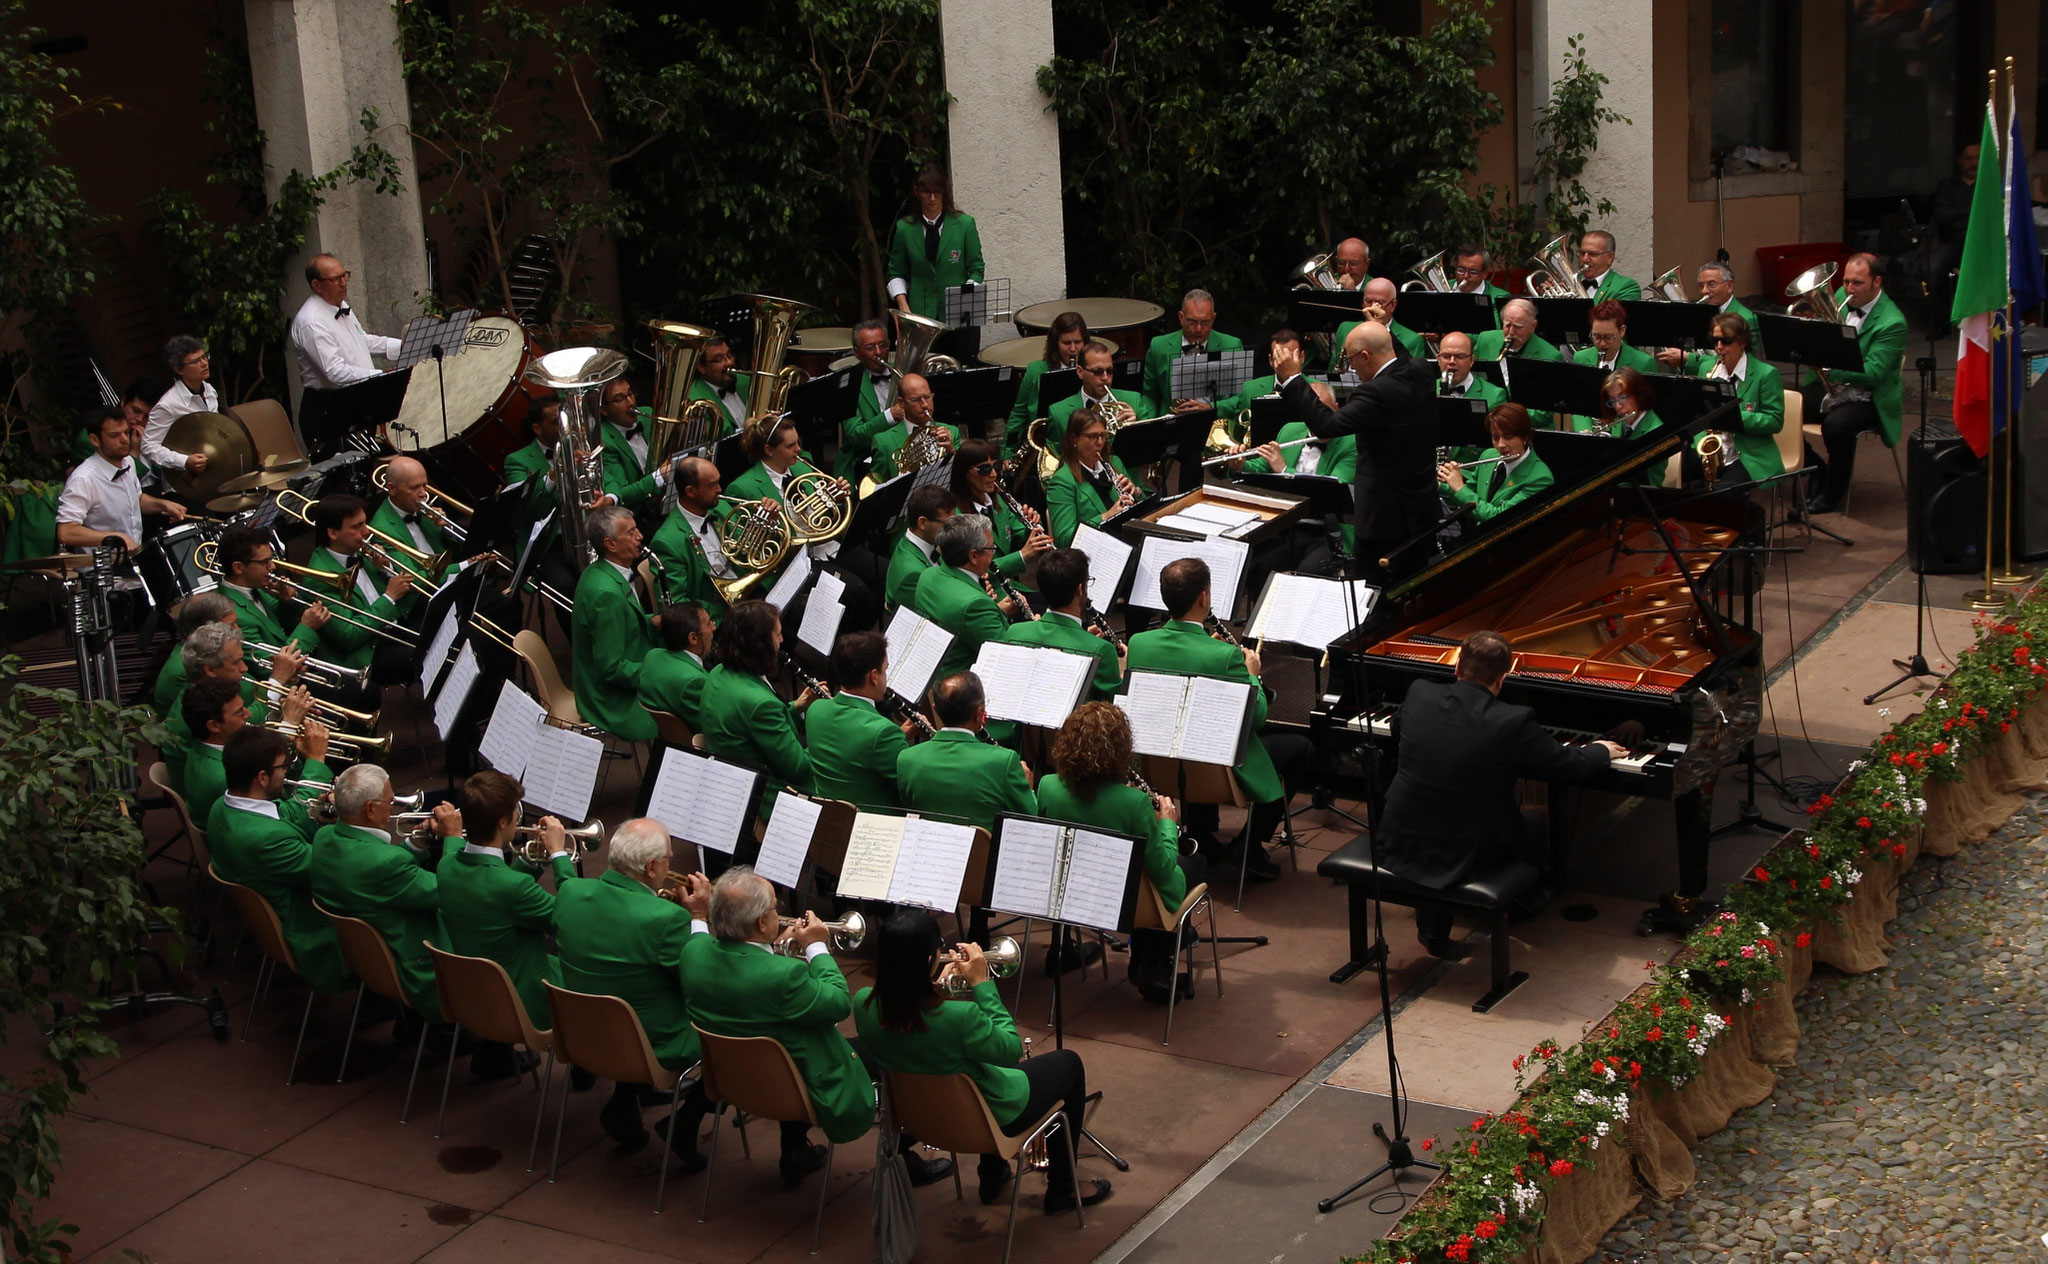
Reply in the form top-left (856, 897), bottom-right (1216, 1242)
top-left (1133, 877), bottom-right (1222, 1045)
top-left (315, 902), bottom-right (440, 1121)
top-left (542, 981), bottom-right (695, 1212)
top-left (882, 1070), bottom-right (1082, 1263)
top-left (692, 1024), bottom-right (853, 1252)
top-left (646, 707), bottom-right (696, 749)
top-left (1138, 753), bottom-right (1290, 911)
top-left (209, 865), bottom-right (319, 1083)
top-left (513, 629), bottom-right (585, 728)
top-left (425, 945), bottom-right (554, 1168)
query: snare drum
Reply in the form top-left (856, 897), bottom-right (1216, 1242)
top-left (387, 313), bottom-right (544, 503)
top-left (137, 519), bottom-right (221, 609)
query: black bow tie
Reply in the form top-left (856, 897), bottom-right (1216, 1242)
top-left (698, 516), bottom-right (714, 536)
top-left (1182, 342), bottom-right (1204, 354)
top-left (403, 513), bottom-right (422, 525)
top-left (871, 373), bottom-right (890, 384)
top-left (1444, 384), bottom-right (1464, 396)
top-left (1847, 306), bottom-right (1867, 318)
top-left (335, 303), bottom-right (351, 320)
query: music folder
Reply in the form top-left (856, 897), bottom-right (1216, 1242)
top-left (785, 367), bottom-right (859, 455)
top-left (1754, 313), bottom-right (1864, 373)
top-left (754, 792), bottom-right (826, 890)
top-left (409, 559), bottom-right (488, 691)
top-left (1395, 291), bottom-right (1498, 336)
top-left (1111, 411), bottom-right (1211, 470)
top-left (298, 368), bottom-right (412, 463)
top-left (479, 680), bottom-right (546, 778)
top-left (929, 364), bottom-right (1023, 431)
top-left (1167, 349), bottom-right (1256, 406)
top-left (1531, 296), bottom-right (1597, 348)
top-left (990, 816), bottom-right (1145, 935)
top-left (1435, 395), bottom-right (1491, 449)
top-left (639, 744), bottom-right (764, 856)
top-left (1248, 571), bottom-right (1379, 651)
top-left (1503, 356), bottom-right (1607, 419)
top-left (970, 641), bottom-right (1095, 730)
top-left (1646, 375), bottom-right (1739, 429)
top-left (522, 722), bottom-right (605, 823)
top-left (836, 811), bottom-right (982, 911)
top-left (1070, 522), bottom-right (1135, 603)
top-left (882, 606), bottom-right (954, 704)
top-left (849, 470), bottom-right (916, 547)
top-left (1116, 669), bottom-right (1255, 767)
top-left (461, 477), bottom-right (527, 566)
top-left (1619, 299), bottom-right (1716, 351)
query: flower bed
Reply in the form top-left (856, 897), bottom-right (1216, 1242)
top-left (1351, 596), bottom-right (2048, 1264)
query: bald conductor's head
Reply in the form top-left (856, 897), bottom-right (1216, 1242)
top-left (1342, 320), bottom-right (1395, 377)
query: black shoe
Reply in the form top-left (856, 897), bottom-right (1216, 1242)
top-left (599, 1092), bottom-right (650, 1152)
top-left (1138, 971), bottom-right (1196, 1006)
top-left (1226, 846), bottom-right (1280, 882)
top-left (1041, 939), bottom-right (1105, 977)
top-left (1805, 495), bottom-right (1841, 516)
top-left (1043, 1179), bottom-right (1113, 1214)
top-left (570, 1066), bottom-right (597, 1092)
top-left (780, 1142), bottom-right (828, 1188)
top-left (650, 1118), bottom-right (709, 1174)
top-left (354, 993), bottom-right (402, 1029)
top-left (978, 1161), bottom-right (1013, 1205)
top-left (1506, 883), bottom-right (1558, 923)
top-left (470, 1046), bottom-right (540, 1084)
top-left (903, 1151), bottom-right (955, 1188)
top-left (1420, 936), bottom-right (1474, 962)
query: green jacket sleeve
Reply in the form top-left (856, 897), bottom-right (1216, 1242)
top-left (961, 217), bottom-right (985, 284)
top-left (1045, 470), bottom-right (1085, 548)
top-left (753, 691), bottom-right (815, 792)
top-left (784, 952), bottom-right (853, 1025)
top-left (961, 983), bottom-right (1023, 1063)
top-left (886, 219), bottom-right (911, 292)
top-left (1007, 361), bottom-right (1045, 436)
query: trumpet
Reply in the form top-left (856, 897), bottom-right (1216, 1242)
top-left (263, 721), bottom-right (395, 758)
top-left (254, 678), bottom-right (380, 729)
top-left (284, 776), bottom-right (337, 821)
top-left (246, 641), bottom-right (373, 692)
top-left (515, 820), bottom-right (605, 864)
top-left (773, 911), bottom-right (866, 956)
top-left (935, 936), bottom-right (1022, 994)
top-left (373, 461), bottom-right (472, 542)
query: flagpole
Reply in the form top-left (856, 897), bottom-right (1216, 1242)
top-left (1968, 66), bottom-right (2004, 610)
top-left (1993, 56), bottom-right (2030, 586)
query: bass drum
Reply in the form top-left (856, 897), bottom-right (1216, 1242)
top-left (387, 313), bottom-right (545, 503)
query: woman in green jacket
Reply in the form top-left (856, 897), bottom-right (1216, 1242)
top-left (951, 438), bottom-right (1051, 592)
top-left (1437, 402), bottom-right (1556, 524)
top-left (1005, 311), bottom-right (1091, 455)
top-left (886, 165), bottom-right (984, 323)
top-left (697, 599), bottom-right (816, 831)
top-left (854, 909), bottom-right (1111, 1213)
top-left (1043, 407), bottom-right (1149, 547)
top-left (1038, 702), bottom-right (1202, 1004)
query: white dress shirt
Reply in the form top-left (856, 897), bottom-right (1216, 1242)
top-left (905, 532), bottom-right (936, 564)
top-left (144, 379), bottom-right (218, 470)
top-left (56, 453), bottom-right (143, 545)
top-left (222, 793), bottom-right (280, 820)
top-left (290, 292), bottom-right (401, 391)
top-left (1708, 354), bottom-right (1751, 385)
top-left (321, 546), bottom-right (380, 606)
top-left (680, 505), bottom-right (736, 578)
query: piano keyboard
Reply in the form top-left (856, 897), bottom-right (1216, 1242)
top-left (1342, 711), bottom-right (1679, 775)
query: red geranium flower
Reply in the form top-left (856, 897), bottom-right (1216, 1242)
top-left (1549, 1159), bottom-right (1574, 1176)
top-left (1796, 931), bottom-right (1812, 947)
top-left (1646, 1027), bottom-right (1663, 1041)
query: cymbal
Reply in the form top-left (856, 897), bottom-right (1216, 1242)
top-left (217, 468), bottom-right (298, 494)
top-left (163, 410), bottom-right (257, 502)
top-left (258, 455), bottom-right (310, 474)
top-left (0, 552), bottom-right (97, 573)
top-left (205, 491), bottom-right (267, 514)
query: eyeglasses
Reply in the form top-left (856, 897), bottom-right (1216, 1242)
top-left (269, 762), bottom-right (290, 775)
top-left (317, 270), bottom-right (351, 282)
top-left (1452, 266), bottom-right (1485, 278)
top-left (182, 352), bottom-right (210, 366)
top-left (971, 462), bottom-right (997, 474)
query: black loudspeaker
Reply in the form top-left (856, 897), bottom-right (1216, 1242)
top-left (1905, 426), bottom-right (1995, 574)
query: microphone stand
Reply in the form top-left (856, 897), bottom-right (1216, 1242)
top-left (1864, 352), bottom-right (1943, 703)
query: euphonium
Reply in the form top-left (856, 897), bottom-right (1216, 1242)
top-left (1783, 263), bottom-right (1847, 399)
top-left (1522, 233), bottom-right (1580, 299)
top-left (1291, 252), bottom-right (1341, 291)
top-left (1644, 265), bottom-right (1688, 303)
top-left (884, 311), bottom-right (948, 413)
top-left (936, 936), bottom-right (1022, 994)
top-left (1401, 249), bottom-right (1451, 293)
top-left (742, 294), bottom-right (814, 426)
top-left (525, 346), bottom-right (628, 571)
top-left (645, 319), bottom-right (724, 470)
top-left (773, 911), bottom-right (866, 956)
top-left (1021, 417), bottom-right (1063, 483)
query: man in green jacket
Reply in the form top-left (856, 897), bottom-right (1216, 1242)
top-left (1804, 252), bottom-right (1907, 515)
top-left (1121, 558), bottom-right (1316, 880)
top-left (884, 484), bottom-right (955, 609)
top-left (1472, 299), bottom-right (1564, 364)
top-left (162, 620), bottom-right (299, 787)
top-left (912, 514), bottom-right (1023, 678)
top-left (1051, 343), bottom-right (1148, 433)
top-left (1576, 231), bottom-right (1642, 301)
top-left (839, 319), bottom-right (898, 480)
top-left (304, 492), bottom-right (414, 682)
top-left (1435, 332), bottom-right (1509, 412)
top-left (592, 378), bottom-right (674, 515)
top-left (554, 817), bottom-right (715, 1159)
top-left (887, 168), bottom-right (984, 322)
top-left (152, 591), bottom-right (238, 719)
top-left (1701, 311), bottom-right (1787, 486)
top-left (1001, 548), bottom-right (1123, 700)
top-left (1654, 261), bottom-right (1766, 371)
top-left (1449, 244), bottom-right (1510, 330)
top-left (685, 335), bottom-right (753, 439)
top-left (647, 456), bottom-right (734, 621)
top-left (207, 726), bottom-right (350, 995)
top-left (177, 677), bottom-right (255, 822)
top-left (571, 505), bottom-right (659, 743)
top-left (365, 457), bottom-right (447, 620)
top-left (638, 602), bottom-right (714, 730)
top-left (308, 764), bottom-right (464, 1027)
top-left (806, 631), bottom-right (914, 810)
top-left (213, 525), bottom-right (329, 653)
top-left (1143, 289), bottom-right (1246, 419)
top-left (436, 769), bottom-right (577, 1080)
top-left (867, 372), bottom-right (960, 482)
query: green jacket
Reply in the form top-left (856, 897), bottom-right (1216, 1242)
top-left (181, 742), bottom-right (230, 826)
top-left (153, 653), bottom-right (186, 718)
top-left (1587, 270), bottom-right (1642, 302)
top-left (597, 410), bottom-right (664, 511)
top-left (852, 982), bottom-right (1027, 1126)
top-left (207, 794), bottom-right (352, 993)
top-left (1048, 387), bottom-right (1147, 434)
top-left (503, 439), bottom-right (560, 549)
top-left (911, 565), bottom-right (1009, 679)
top-left (309, 823), bottom-right (457, 1022)
top-left (555, 869), bottom-right (702, 1068)
top-left (303, 547), bottom-right (402, 670)
top-left (840, 370), bottom-right (896, 480)
top-left (571, 560), bottom-right (658, 742)
top-left (1439, 373), bottom-right (1509, 414)
top-left (439, 846), bottom-right (575, 1027)
top-left (163, 676), bottom-right (269, 786)
top-left (895, 728), bottom-right (1037, 835)
top-left (887, 212), bottom-right (984, 322)
top-left (1122, 620), bottom-right (1280, 803)
top-left (648, 502), bottom-right (735, 621)
top-left (1569, 342), bottom-right (1659, 377)
top-left (1142, 330), bottom-right (1245, 417)
top-left (1003, 610), bottom-right (1122, 700)
top-left (685, 372), bottom-right (753, 442)
top-left (1330, 319), bottom-right (1425, 371)
top-left (726, 458), bottom-right (822, 508)
top-left (680, 935), bottom-right (875, 1144)
top-left (884, 533), bottom-right (938, 609)
top-left (1444, 449), bottom-right (1555, 522)
top-left (1704, 356), bottom-right (1787, 480)
top-left (219, 583), bottom-right (321, 656)
top-left (1829, 287), bottom-right (1907, 445)
top-left (638, 648), bottom-right (709, 730)
top-left (870, 422), bottom-right (963, 483)
top-left (698, 664), bottom-right (812, 814)
top-left (969, 495), bottom-right (1035, 588)
top-left (1036, 774), bottom-right (1186, 910)
top-left (1471, 330), bottom-right (1563, 363)
top-left (805, 692), bottom-right (908, 811)
top-left (1006, 359), bottom-right (1062, 453)
top-left (366, 498), bottom-right (447, 620)
top-left (1043, 457), bottom-right (1146, 549)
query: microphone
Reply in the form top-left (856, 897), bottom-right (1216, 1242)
top-left (1323, 510), bottom-right (1349, 571)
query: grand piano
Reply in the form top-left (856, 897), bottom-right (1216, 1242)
top-left (1312, 398), bottom-right (1765, 932)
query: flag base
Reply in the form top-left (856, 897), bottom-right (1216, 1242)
top-left (1966, 586), bottom-right (2007, 609)
top-left (1991, 570), bottom-right (2031, 587)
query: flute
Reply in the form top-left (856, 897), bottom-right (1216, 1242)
top-left (1201, 434), bottom-right (1316, 468)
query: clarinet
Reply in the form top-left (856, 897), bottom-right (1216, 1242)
top-left (883, 691), bottom-right (937, 739)
top-left (1082, 598), bottom-right (1126, 646)
top-left (1127, 763), bottom-right (1160, 798)
top-left (1204, 613), bottom-right (1243, 649)
top-left (984, 564), bottom-right (1040, 622)
top-left (781, 650), bottom-right (832, 701)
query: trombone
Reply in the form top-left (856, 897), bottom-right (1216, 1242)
top-left (277, 489), bottom-right (451, 581)
top-left (935, 935), bottom-right (1021, 994)
top-left (361, 538), bottom-right (443, 600)
top-left (373, 461), bottom-right (472, 542)
top-left (772, 911), bottom-right (866, 956)
top-left (246, 640), bottom-right (373, 692)
top-left (254, 678), bottom-right (381, 729)
top-left (263, 720), bottom-right (396, 758)
top-left (195, 543), bottom-right (418, 647)
top-left (194, 539), bottom-right (354, 596)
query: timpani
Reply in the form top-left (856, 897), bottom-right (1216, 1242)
top-left (1014, 297), bottom-right (1164, 359)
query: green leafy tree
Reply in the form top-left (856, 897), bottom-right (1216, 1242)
top-left (0, 660), bottom-right (176, 1263)
top-left (1510, 33), bottom-right (1627, 259)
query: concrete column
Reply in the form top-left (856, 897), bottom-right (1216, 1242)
top-left (244, 0), bottom-right (429, 407)
top-left (937, 0), bottom-right (1067, 315)
top-left (1529, 0), bottom-right (1654, 284)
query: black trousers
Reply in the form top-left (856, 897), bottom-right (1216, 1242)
top-left (1183, 731), bottom-right (1319, 848)
top-left (613, 1077), bottom-right (712, 1156)
top-left (1412, 807), bottom-right (1547, 943)
top-left (1129, 854), bottom-right (1208, 981)
top-left (980, 1048), bottom-right (1087, 1193)
top-left (1799, 384), bottom-right (1885, 504)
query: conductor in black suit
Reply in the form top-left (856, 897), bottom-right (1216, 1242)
top-left (1271, 321), bottom-right (1440, 583)
top-left (1374, 631), bottom-right (1627, 958)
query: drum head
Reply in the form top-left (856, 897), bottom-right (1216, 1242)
top-left (1015, 297), bottom-right (1164, 333)
top-left (976, 334), bottom-right (1119, 369)
top-left (392, 315), bottom-right (534, 447)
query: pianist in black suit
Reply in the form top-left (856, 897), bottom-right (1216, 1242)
top-left (1270, 321), bottom-right (1439, 583)
top-left (1374, 630), bottom-right (1627, 958)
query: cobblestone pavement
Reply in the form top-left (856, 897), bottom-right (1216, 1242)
top-left (1594, 789), bottom-right (2048, 1264)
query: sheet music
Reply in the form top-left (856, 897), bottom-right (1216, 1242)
top-left (1153, 512), bottom-right (1234, 539)
top-left (1127, 534), bottom-right (1250, 615)
top-left (524, 724), bottom-right (602, 822)
top-left (1247, 573), bottom-right (1380, 649)
top-left (688, 757), bottom-right (759, 854)
top-left (1070, 523), bottom-right (1134, 601)
top-left (1059, 828), bottom-right (1134, 931)
top-left (418, 606), bottom-right (462, 692)
top-left (797, 568), bottom-right (846, 657)
top-left (989, 817), bottom-right (1061, 918)
top-left (888, 816), bottom-right (977, 911)
top-left (644, 749), bottom-right (698, 846)
top-left (884, 606), bottom-right (952, 701)
top-left (765, 548), bottom-right (813, 612)
top-left (836, 813), bottom-right (906, 902)
top-left (1173, 501), bottom-right (1263, 531)
top-left (1179, 677), bottom-right (1252, 765)
top-left (755, 793), bottom-right (823, 889)
top-left (432, 643), bottom-right (481, 739)
top-left (971, 642), bottom-right (1093, 729)
top-left (478, 682), bottom-right (545, 777)
top-left (1117, 671), bottom-right (1190, 758)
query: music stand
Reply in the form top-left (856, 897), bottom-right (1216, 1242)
top-left (502, 504), bottom-right (558, 608)
top-left (710, 431), bottom-right (751, 488)
top-left (690, 294), bottom-right (761, 364)
top-left (1646, 375), bottom-right (1737, 429)
top-left (1435, 396), bottom-right (1491, 450)
top-left (1112, 411), bottom-right (1212, 472)
top-left (1167, 350), bottom-right (1256, 407)
top-left (1394, 291), bottom-right (1497, 337)
top-left (298, 369), bottom-right (412, 463)
top-left (848, 470), bottom-right (917, 548)
top-left (411, 555), bottom-right (489, 695)
top-left (944, 279), bottom-right (1010, 329)
top-left (636, 743), bottom-right (769, 871)
top-left (786, 367), bottom-right (860, 458)
top-left (1531, 296), bottom-right (1597, 348)
top-left (1038, 366), bottom-right (1082, 411)
top-left (1503, 357), bottom-right (1607, 419)
top-left (391, 309), bottom-right (479, 453)
top-left (929, 364), bottom-right (1023, 433)
top-left (1619, 300), bottom-right (1716, 352)
top-left (1233, 471), bottom-right (1353, 522)
top-left (1753, 313), bottom-right (1864, 379)
top-left (455, 480), bottom-right (522, 566)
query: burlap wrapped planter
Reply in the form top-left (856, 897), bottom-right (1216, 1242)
top-left (1624, 1085), bottom-right (1697, 1200)
top-left (1810, 862), bottom-right (1898, 974)
top-left (1527, 1142), bottom-right (1641, 1264)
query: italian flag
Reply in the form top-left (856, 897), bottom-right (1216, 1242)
top-left (1951, 104), bottom-right (2006, 458)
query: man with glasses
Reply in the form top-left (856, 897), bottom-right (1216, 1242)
top-left (1656, 262), bottom-right (1764, 371)
top-left (912, 514), bottom-right (1022, 677)
top-left (1576, 231), bottom-right (1641, 302)
top-left (1329, 277), bottom-right (1425, 371)
top-left (290, 253), bottom-right (401, 391)
top-left (1331, 237), bottom-right (1372, 289)
top-left (867, 371), bottom-right (958, 481)
top-left (649, 455), bottom-right (736, 620)
top-left (1050, 343), bottom-right (1145, 431)
top-left (142, 335), bottom-right (215, 477)
top-left (1435, 332), bottom-right (1506, 411)
top-left (1450, 244), bottom-right (1509, 324)
top-left (1143, 289), bottom-right (1245, 419)
top-left (839, 317), bottom-right (898, 479)
top-left (213, 524), bottom-right (331, 652)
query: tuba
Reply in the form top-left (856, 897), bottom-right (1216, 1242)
top-left (1522, 234), bottom-right (1581, 299)
top-left (884, 311), bottom-right (948, 411)
top-left (645, 319), bottom-right (726, 469)
top-left (524, 346), bottom-right (627, 571)
top-left (1643, 265), bottom-right (1688, 302)
top-left (1401, 250), bottom-right (1451, 293)
top-left (1784, 262), bottom-right (1847, 401)
top-left (1292, 252), bottom-right (1341, 290)
top-left (742, 294), bottom-right (814, 427)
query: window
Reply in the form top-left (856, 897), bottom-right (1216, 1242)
top-left (1708, 0), bottom-right (1796, 163)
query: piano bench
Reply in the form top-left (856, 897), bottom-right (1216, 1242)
top-left (1317, 833), bottom-right (1537, 1014)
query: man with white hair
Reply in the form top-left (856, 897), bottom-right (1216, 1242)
top-left (309, 764), bottom-right (464, 1030)
top-left (554, 818), bottom-right (713, 1159)
top-left (162, 621), bottom-right (312, 787)
top-left (1656, 261), bottom-right (1765, 370)
top-left (365, 455), bottom-right (445, 619)
top-left (1472, 298), bottom-right (1563, 364)
top-left (289, 252), bottom-right (401, 391)
top-left (572, 504), bottom-right (660, 742)
top-left (912, 512), bottom-right (1020, 679)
